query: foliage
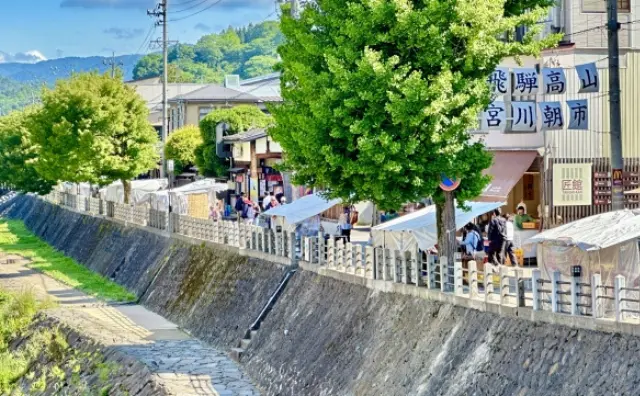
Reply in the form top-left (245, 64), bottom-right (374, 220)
top-left (271, 0), bottom-right (560, 210)
top-left (196, 105), bottom-right (273, 177)
top-left (132, 21), bottom-right (283, 82)
top-left (0, 107), bottom-right (56, 194)
top-left (29, 72), bottom-right (159, 201)
top-left (165, 125), bottom-right (203, 174)
top-left (0, 220), bottom-right (137, 302)
top-left (0, 77), bottom-right (39, 114)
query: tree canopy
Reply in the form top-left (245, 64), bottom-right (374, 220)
top-left (132, 21), bottom-right (284, 83)
top-left (29, 72), bottom-right (159, 201)
top-left (0, 107), bottom-right (56, 194)
top-left (165, 125), bottom-right (203, 174)
top-left (271, 0), bottom-right (559, 210)
top-left (195, 105), bottom-right (273, 177)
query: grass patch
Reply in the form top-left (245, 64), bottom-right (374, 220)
top-left (0, 220), bottom-right (136, 303)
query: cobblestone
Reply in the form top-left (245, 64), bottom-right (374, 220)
top-left (0, 258), bottom-right (260, 396)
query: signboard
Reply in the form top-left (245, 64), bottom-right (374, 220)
top-left (440, 175), bottom-right (460, 192)
top-left (592, 170), bottom-right (640, 205)
top-left (553, 164), bottom-right (592, 206)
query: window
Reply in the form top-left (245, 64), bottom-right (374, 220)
top-left (199, 106), bottom-right (214, 121)
top-left (582, 0), bottom-right (630, 13)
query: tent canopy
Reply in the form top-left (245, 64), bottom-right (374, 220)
top-left (372, 201), bottom-right (504, 251)
top-left (137, 179), bottom-right (228, 212)
top-left (263, 193), bottom-right (341, 225)
top-left (99, 179), bottom-right (168, 204)
top-left (526, 209), bottom-right (640, 251)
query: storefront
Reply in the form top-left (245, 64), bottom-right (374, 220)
top-left (476, 150), bottom-right (543, 260)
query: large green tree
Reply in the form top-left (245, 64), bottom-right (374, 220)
top-left (271, 0), bottom-right (559, 260)
top-left (29, 72), bottom-right (159, 203)
top-left (0, 107), bottom-right (56, 194)
top-left (165, 125), bottom-right (203, 174)
top-left (272, 0), bottom-right (557, 208)
top-left (195, 105), bottom-right (273, 177)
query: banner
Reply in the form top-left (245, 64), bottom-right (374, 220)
top-left (487, 67), bottom-right (510, 95)
top-left (511, 102), bottom-right (536, 132)
top-left (538, 101), bottom-right (564, 130)
top-left (513, 68), bottom-right (539, 95)
top-left (553, 163), bottom-right (593, 206)
top-left (567, 100), bottom-right (589, 130)
top-left (481, 101), bottom-right (506, 130)
top-left (576, 63), bottom-right (599, 93)
top-left (542, 68), bottom-right (567, 94)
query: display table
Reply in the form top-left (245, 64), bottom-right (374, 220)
top-left (514, 229), bottom-right (539, 258)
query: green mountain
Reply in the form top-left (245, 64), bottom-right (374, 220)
top-left (133, 21), bottom-right (283, 83)
top-left (0, 77), bottom-right (39, 115)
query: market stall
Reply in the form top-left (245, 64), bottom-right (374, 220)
top-left (99, 179), bottom-right (168, 204)
top-left (262, 193), bottom-right (342, 236)
top-left (371, 201), bottom-right (504, 253)
top-left (137, 179), bottom-right (228, 218)
top-left (525, 210), bottom-right (640, 287)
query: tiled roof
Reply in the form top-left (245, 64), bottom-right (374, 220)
top-left (222, 128), bottom-right (268, 142)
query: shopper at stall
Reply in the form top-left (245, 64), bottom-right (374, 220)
top-left (503, 213), bottom-right (518, 266)
top-left (487, 208), bottom-right (506, 266)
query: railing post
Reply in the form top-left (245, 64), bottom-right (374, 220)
top-left (381, 249), bottom-right (389, 281)
top-left (327, 238), bottom-right (335, 268)
top-left (484, 265), bottom-right (494, 304)
top-left (318, 233), bottom-right (325, 265)
top-left (570, 275), bottom-right (579, 315)
top-left (391, 250), bottom-right (398, 283)
top-left (591, 273), bottom-right (602, 318)
top-left (469, 261), bottom-right (478, 299)
top-left (365, 246), bottom-right (374, 278)
top-left (551, 270), bottom-right (561, 313)
top-left (532, 269), bottom-right (541, 311)
top-left (516, 269), bottom-right (525, 308)
top-left (412, 250), bottom-right (422, 287)
top-left (401, 251), bottom-right (409, 284)
top-left (499, 266), bottom-right (509, 306)
top-left (288, 231), bottom-right (295, 260)
top-left (336, 241), bottom-right (344, 271)
top-left (615, 275), bottom-right (626, 322)
top-left (453, 261), bottom-right (463, 295)
top-left (345, 242), bottom-right (353, 272)
top-left (439, 256), bottom-right (447, 293)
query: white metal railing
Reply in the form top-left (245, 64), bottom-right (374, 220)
top-left (38, 191), bottom-right (640, 326)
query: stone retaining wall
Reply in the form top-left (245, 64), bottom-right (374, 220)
top-left (5, 195), bottom-right (640, 396)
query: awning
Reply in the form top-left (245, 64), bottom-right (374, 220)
top-left (228, 167), bottom-right (247, 173)
top-left (263, 193), bottom-right (342, 225)
top-left (476, 150), bottom-right (539, 202)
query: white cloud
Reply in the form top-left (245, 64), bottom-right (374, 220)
top-left (0, 50), bottom-right (47, 64)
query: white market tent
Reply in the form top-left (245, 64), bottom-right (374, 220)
top-left (372, 201), bottom-right (503, 252)
top-left (137, 179), bottom-right (229, 214)
top-left (99, 179), bottom-right (168, 204)
top-left (525, 210), bottom-right (640, 286)
top-left (263, 193), bottom-right (342, 225)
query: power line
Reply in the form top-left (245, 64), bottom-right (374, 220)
top-left (173, 0), bottom-right (202, 5)
top-left (171, 0), bottom-right (211, 14)
top-left (134, 24), bottom-right (157, 55)
top-left (168, 0), bottom-right (227, 22)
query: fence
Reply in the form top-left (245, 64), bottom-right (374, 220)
top-left (40, 190), bottom-right (640, 327)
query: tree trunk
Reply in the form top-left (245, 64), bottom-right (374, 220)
top-left (122, 179), bottom-right (131, 205)
top-left (436, 191), bottom-right (457, 291)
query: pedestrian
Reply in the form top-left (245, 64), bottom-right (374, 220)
top-left (462, 223), bottom-right (482, 262)
top-left (350, 206), bottom-right (359, 227)
top-left (503, 213), bottom-right (518, 266)
top-left (263, 192), bottom-right (274, 211)
top-left (235, 193), bottom-right (245, 222)
top-left (487, 208), bottom-right (506, 266)
top-left (245, 202), bottom-right (255, 224)
top-left (209, 205), bottom-right (218, 222)
top-left (338, 206), bottom-right (352, 243)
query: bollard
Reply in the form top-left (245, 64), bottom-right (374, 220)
top-left (591, 273), bottom-right (602, 318)
top-left (551, 271), bottom-right (561, 313)
top-left (532, 269), bottom-right (541, 311)
top-left (615, 275), bottom-right (626, 322)
top-left (469, 261), bottom-right (478, 299)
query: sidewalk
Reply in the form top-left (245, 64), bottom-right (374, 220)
top-left (0, 253), bottom-right (259, 396)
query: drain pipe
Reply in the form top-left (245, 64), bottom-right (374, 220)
top-left (249, 268), bottom-right (296, 331)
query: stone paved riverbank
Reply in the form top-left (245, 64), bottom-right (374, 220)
top-left (0, 253), bottom-right (260, 396)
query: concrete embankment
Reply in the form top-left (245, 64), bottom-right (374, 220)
top-left (5, 195), bottom-right (640, 396)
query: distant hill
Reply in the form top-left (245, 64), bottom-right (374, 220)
top-left (0, 54), bottom-right (142, 85)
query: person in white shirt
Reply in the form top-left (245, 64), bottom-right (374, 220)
top-left (263, 192), bottom-right (274, 211)
top-left (503, 214), bottom-right (518, 266)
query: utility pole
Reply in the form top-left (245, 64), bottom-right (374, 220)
top-left (103, 52), bottom-right (124, 78)
top-left (148, 1), bottom-right (169, 179)
top-left (607, 0), bottom-right (624, 211)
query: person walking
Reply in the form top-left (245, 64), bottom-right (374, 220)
top-left (503, 214), bottom-right (518, 266)
top-left (487, 208), bottom-right (506, 266)
top-left (338, 206), bottom-right (352, 243)
top-left (235, 193), bottom-right (245, 222)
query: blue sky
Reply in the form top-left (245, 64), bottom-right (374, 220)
top-left (0, 0), bottom-right (278, 59)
